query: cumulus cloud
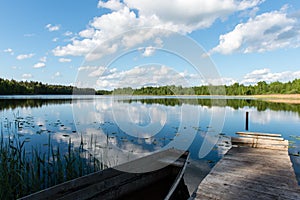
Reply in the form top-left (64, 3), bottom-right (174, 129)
top-left (91, 67), bottom-right (117, 77)
top-left (241, 68), bottom-right (300, 85)
top-left (98, 0), bottom-right (124, 11)
top-left (88, 66), bottom-right (107, 77)
top-left (124, 0), bottom-right (263, 31)
top-left (59, 58), bottom-right (72, 63)
top-left (45, 24), bottom-right (60, 32)
top-left (94, 65), bottom-right (198, 90)
top-left (210, 6), bottom-right (300, 54)
top-left (79, 29), bottom-right (95, 38)
top-left (22, 73), bottom-right (33, 79)
top-left (4, 48), bottom-right (13, 55)
top-left (141, 46), bottom-right (156, 57)
top-left (16, 53), bottom-right (34, 60)
top-left (33, 62), bottom-right (46, 68)
top-left (53, 0), bottom-right (262, 60)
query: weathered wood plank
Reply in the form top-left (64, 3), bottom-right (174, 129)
top-left (195, 144), bottom-right (300, 200)
top-left (236, 131), bottom-right (282, 137)
top-left (197, 179), bottom-right (300, 200)
top-left (210, 165), bottom-right (298, 189)
top-left (224, 151), bottom-right (292, 164)
top-left (19, 149), bottom-right (188, 200)
top-left (231, 137), bottom-right (288, 145)
top-left (232, 143), bottom-right (288, 150)
top-left (236, 134), bottom-right (284, 141)
top-left (231, 137), bottom-right (288, 150)
top-left (227, 146), bottom-right (289, 156)
top-left (197, 182), bottom-right (280, 200)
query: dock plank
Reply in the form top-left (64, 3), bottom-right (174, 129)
top-left (231, 137), bottom-right (288, 150)
top-left (235, 134), bottom-right (284, 141)
top-left (236, 132), bottom-right (282, 137)
top-left (195, 146), bottom-right (300, 200)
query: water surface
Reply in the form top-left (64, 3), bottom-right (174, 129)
top-left (1, 95), bottom-right (300, 182)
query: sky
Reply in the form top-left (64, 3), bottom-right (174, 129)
top-left (0, 0), bottom-right (300, 90)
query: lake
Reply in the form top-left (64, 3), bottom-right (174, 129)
top-left (1, 95), bottom-right (300, 183)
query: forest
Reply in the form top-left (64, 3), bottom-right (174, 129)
top-left (113, 79), bottom-right (300, 95)
top-left (0, 78), bottom-right (95, 95)
top-left (0, 77), bottom-right (299, 95)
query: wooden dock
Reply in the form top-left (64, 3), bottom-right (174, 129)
top-left (194, 132), bottom-right (300, 200)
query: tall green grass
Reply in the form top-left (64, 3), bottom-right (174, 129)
top-left (0, 121), bottom-right (106, 199)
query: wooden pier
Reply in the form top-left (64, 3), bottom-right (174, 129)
top-left (194, 132), bottom-right (300, 200)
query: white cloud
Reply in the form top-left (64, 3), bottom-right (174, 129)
top-left (79, 29), bottom-right (95, 38)
top-left (124, 0), bottom-right (263, 31)
top-left (33, 62), bottom-right (46, 68)
top-left (16, 53), bottom-right (34, 60)
top-left (78, 66), bottom-right (97, 71)
top-left (39, 56), bottom-right (47, 62)
top-left (53, 0), bottom-right (262, 60)
top-left (241, 68), bottom-right (300, 85)
top-left (52, 37), bottom-right (59, 42)
top-left (54, 72), bottom-right (61, 77)
top-left (88, 66), bottom-right (107, 77)
top-left (98, 0), bottom-right (124, 11)
top-left (45, 24), bottom-right (60, 32)
top-left (59, 58), bottom-right (72, 63)
top-left (142, 46), bottom-right (156, 57)
top-left (89, 66), bottom-right (117, 77)
top-left (22, 73), bottom-right (32, 79)
top-left (210, 7), bottom-right (300, 54)
top-left (4, 48), bottom-right (13, 55)
top-left (94, 65), bottom-right (195, 90)
top-left (64, 31), bottom-right (73, 36)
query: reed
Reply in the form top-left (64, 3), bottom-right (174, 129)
top-left (0, 120), bottom-right (106, 199)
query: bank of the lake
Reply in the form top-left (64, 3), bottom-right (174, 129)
top-left (250, 94), bottom-right (300, 104)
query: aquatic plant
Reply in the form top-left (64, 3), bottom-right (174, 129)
top-left (0, 121), bottom-right (106, 199)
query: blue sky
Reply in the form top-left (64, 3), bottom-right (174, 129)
top-left (1, 0), bottom-right (300, 90)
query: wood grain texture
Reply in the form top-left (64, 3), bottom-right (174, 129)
top-left (195, 146), bottom-right (300, 200)
top-left (236, 132), bottom-right (282, 137)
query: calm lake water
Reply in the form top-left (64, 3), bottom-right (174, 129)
top-left (1, 95), bottom-right (300, 182)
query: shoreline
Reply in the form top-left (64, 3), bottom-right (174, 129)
top-left (249, 94), bottom-right (300, 104)
top-left (1, 94), bottom-right (300, 104)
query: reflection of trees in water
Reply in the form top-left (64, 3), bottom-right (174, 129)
top-left (122, 98), bottom-right (300, 116)
top-left (1, 97), bottom-right (300, 116)
top-left (0, 99), bottom-right (74, 110)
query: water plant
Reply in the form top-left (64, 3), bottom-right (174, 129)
top-left (0, 120), bottom-right (106, 199)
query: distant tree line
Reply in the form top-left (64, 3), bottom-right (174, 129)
top-left (0, 78), bottom-right (96, 95)
top-left (113, 79), bottom-right (300, 95)
top-left (1, 77), bottom-right (299, 95)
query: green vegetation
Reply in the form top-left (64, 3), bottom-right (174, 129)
top-left (1, 77), bottom-right (299, 96)
top-left (0, 98), bottom-right (72, 111)
top-left (113, 79), bottom-right (300, 95)
top-left (0, 78), bottom-right (96, 95)
top-left (96, 89), bottom-right (113, 95)
top-left (0, 121), bottom-right (106, 199)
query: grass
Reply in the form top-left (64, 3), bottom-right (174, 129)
top-left (0, 120), bottom-right (106, 199)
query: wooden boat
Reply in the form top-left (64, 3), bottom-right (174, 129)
top-left (19, 148), bottom-right (190, 200)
